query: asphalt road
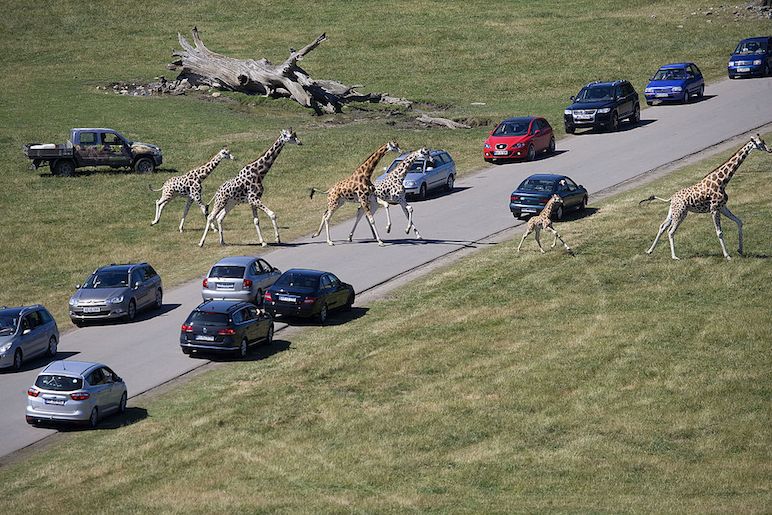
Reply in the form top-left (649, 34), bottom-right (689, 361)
top-left (1, 76), bottom-right (770, 459)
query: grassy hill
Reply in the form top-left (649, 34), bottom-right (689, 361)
top-left (1, 0), bottom-right (769, 324)
top-left (1, 135), bottom-right (770, 512)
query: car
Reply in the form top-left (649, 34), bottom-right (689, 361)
top-left (0, 305), bottom-right (59, 371)
top-left (564, 80), bottom-right (640, 133)
top-left (202, 256), bottom-right (281, 305)
top-left (644, 63), bottom-right (705, 105)
top-left (509, 174), bottom-right (588, 220)
top-left (264, 269), bottom-right (355, 324)
top-left (728, 36), bottom-right (771, 78)
top-left (483, 116), bottom-right (556, 162)
top-left (69, 262), bottom-right (163, 326)
top-left (26, 360), bottom-right (127, 428)
top-left (180, 300), bottom-right (274, 357)
top-left (376, 149), bottom-right (455, 200)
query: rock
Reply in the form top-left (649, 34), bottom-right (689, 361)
top-left (211, 91), bottom-right (221, 98)
top-left (197, 85), bottom-right (209, 91)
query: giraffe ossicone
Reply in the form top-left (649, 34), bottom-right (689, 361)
top-left (516, 194), bottom-right (573, 254)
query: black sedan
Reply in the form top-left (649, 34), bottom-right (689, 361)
top-left (509, 173), bottom-right (588, 220)
top-left (264, 269), bottom-right (354, 324)
top-left (180, 300), bottom-right (274, 357)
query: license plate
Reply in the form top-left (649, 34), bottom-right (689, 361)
top-left (522, 208), bottom-right (537, 213)
top-left (655, 93), bottom-right (669, 98)
top-left (44, 399), bottom-right (65, 405)
top-left (493, 150), bottom-right (508, 156)
top-left (737, 67), bottom-right (750, 73)
top-left (82, 306), bottom-right (101, 313)
top-left (196, 335), bottom-right (215, 341)
top-left (278, 296), bottom-right (296, 303)
top-left (216, 283), bottom-right (234, 290)
top-left (575, 115), bottom-right (592, 120)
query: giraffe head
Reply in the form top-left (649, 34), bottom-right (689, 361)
top-left (751, 134), bottom-right (771, 154)
top-left (219, 146), bottom-right (236, 161)
top-left (279, 128), bottom-right (303, 146)
top-left (548, 194), bottom-right (564, 207)
top-left (387, 141), bottom-right (402, 154)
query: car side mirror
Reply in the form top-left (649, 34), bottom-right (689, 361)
top-left (488, 130), bottom-right (493, 136)
top-left (426, 166), bottom-right (434, 171)
top-left (533, 129), bottom-right (541, 136)
top-left (570, 95), bottom-right (575, 101)
top-left (23, 328), bottom-right (31, 335)
top-left (134, 281), bottom-right (142, 289)
top-left (75, 284), bottom-right (81, 289)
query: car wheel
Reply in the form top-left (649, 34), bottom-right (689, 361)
top-left (609, 112), bottom-right (619, 132)
top-left (12, 349), bottom-right (22, 371)
top-left (53, 159), bottom-right (75, 177)
top-left (565, 125), bottom-right (575, 134)
top-left (554, 205), bottom-right (564, 221)
top-left (182, 347), bottom-right (191, 355)
top-left (483, 158), bottom-right (493, 163)
top-left (88, 407), bottom-right (99, 429)
top-left (696, 84), bottom-right (704, 99)
top-left (47, 336), bottom-right (58, 357)
top-left (580, 196), bottom-right (588, 213)
top-left (630, 104), bottom-right (640, 124)
top-left (683, 90), bottom-right (690, 104)
top-left (318, 304), bottom-right (328, 325)
top-left (239, 337), bottom-right (248, 358)
top-left (345, 291), bottom-right (355, 311)
top-left (526, 144), bottom-right (536, 161)
top-left (133, 157), bottom-right (155, 174)
top-left (764, 63), bottom-right (770, 77)
top-left (255, 289), bottom-right (264, 307)
top-left (126, 299), bottom-right (136, 322)
top-left (418, 183), bottom-right (427, 201)
top-left (265, 324), bottom-right (274, 346)
top-left (118, 392), bottom-right (127, 414)
top-left (445, 174), bottom-right (454, 192)
top-left (547, 137), bottom-right (556, 154)
top-left (154, 289), bottom-right (163, 310)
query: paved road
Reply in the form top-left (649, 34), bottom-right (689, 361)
top-left (1, 77), bottom-right (770, 458)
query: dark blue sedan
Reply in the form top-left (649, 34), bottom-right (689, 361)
top-left (264, 269), bottom-right (354, 325)
top-left (509, 174), bottom-right (588, 220)
top-left (644, 63), bottom-right (704, 105)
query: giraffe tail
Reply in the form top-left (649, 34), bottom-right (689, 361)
top-left (639, 195), bottom-right (671, 206)
top-left (308, 187), bottom-right (327, 199)
top-left (148, 184), bottom-right (165, 192)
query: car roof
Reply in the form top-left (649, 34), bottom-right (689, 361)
top-left (500, 116), bottom-right (537, 124)
top-left (0, 305), bottom-right (44, 317)
top-left (740, 36), bottom-right (769, 42)
top-left (523, 173), bottom-right (568, 181)
top-left (73, 128), bottom-right (120, 132)
top-left (211, 256), bottom-right (257, 267)
top-left (96, 262), bottom-right (147, 273)
top-left (194, 299), bottom-right (251, 314)
top-left (42, 360), bottom-right (101, 376)
top-left (394, 149), bottom-right (449, 160)
top-left (583, 80), bottom-right (627, 88)
top-left (282, 268), bottom-right (326, 278)
top-left (659, 62), bottom-right (692, 69)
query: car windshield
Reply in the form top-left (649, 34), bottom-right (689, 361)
top-left (576, 85), bottom-right (614, 102)
top-left (518, 178), bottom-right (556, 192)
top-left (274, 273), bottom-right (319, 291)
top-left (35, 374), bottom-right (84, 392)
top-left (83, 271), bottom-right (129, 289)
top-left (0, 316), bottom-right (17, 336)
top-left (734, 41), bottom-right (767, 55)
top-left (493, 122), bottom-right (529, 136)
top-left (387, 160), bottom-right (425, 174)
top-left (209, 265), bottom-right (246, 279)
top-left (652, 69), bottom-right (686, 80)
top-left (188, 312), bottom-right (228, 326)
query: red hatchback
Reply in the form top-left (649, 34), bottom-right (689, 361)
top-left (483, 116), bottom-right (555, 162)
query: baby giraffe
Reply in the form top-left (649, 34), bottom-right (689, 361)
top-left (516, 194), bottom-right (573, 254)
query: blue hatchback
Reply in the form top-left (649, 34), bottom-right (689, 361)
top-left (728, 36), bottom-right (771, 78)
top-left (509, 174), bottom-right (588, 220)
top-left (644, 63), bottom-right (704, 105)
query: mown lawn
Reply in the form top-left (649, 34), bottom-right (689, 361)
top-left (0, 0), bottom-right (768, 324)
top-left (1, 135), bottom-right (769, 512)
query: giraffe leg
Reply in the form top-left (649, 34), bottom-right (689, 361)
top-left (546, 226), bottom-right (572, 252)
top-left (720, 205), bottom-right (743, 256)
top-left (711, 209), bottom-right (731, 260)
top-left (251, 205), bottom-right (266, 247)
top-left (179, 198), bottom-right (193, 232)
top-left (151, 194), bottom-right (173, 225)
top-left (254, 199), bottom-right (280, 245)
top-left (198, 205), bottom-right (222, 247)
top-left (377, 198), bottom-right (392, 234)
top-left (646, 209), bottom-right (673, 255)
top-left (516, 228), bottom-right (532, 252)
top-left (534, 227), bottom-right (546, 253)
top-left (348, 207), bottom-right (366, 242)
top-left (359, 194), bottom-right (384, 246)
top-left (399, 200), bottom-right (421, 239)
top-left (666, 210), bottom-right (687, 260)
top-left (216, 204), bottom-right (234, 246)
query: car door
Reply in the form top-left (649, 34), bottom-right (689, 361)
top-left (258, 259), bottom-right (280, 289)
top-left (318, 275), bottom-right (336, 309)
top-left (237, 307), bottom-right (259, 343)
top-left (534, 119), bottom-right (550, 151)
top-left (427, 156), bottom-right (446, 191)
top-left (327, 274), bottom-right (348, 308)
top-left (74, 131), bottom-right (100, 166)
top-left (559, 178), bottom-right (583, 209)
top-left (249, 306), bottom-right (270, 341)
top-left (20, 312), bottom-right (46, 358)
top-left (87, 368), bottom-right (113, 412)
top-left (103, 367), bottom-right (125, 407)
top-left (131, 269), bottom-right (150, 308)
top-left (101, 130), bottom-right (132, 167)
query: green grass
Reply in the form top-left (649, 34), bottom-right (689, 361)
top-left (0, 0), bottom-right (769, 324)
top-left (1, 136), bottom-right (770, 512)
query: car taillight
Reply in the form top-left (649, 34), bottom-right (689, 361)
top-left (511, 195), bottom-right (520, 201)
top-left (202, 278), bottom-right (208, 288)
top-left (263, 291), bottom-right (273, 302)
top-left (243, 279), bottom-right (253, 290)
top-left (27, 388), bottom-right (39, 397)
top-left (70, 392), bottom-right (90, 401)
top-left (303, 296), bottom-right (317, 305)
top-left (181, 324), bottom-right (193, 332)
top-left (217, 328), bottom-right (236, 335)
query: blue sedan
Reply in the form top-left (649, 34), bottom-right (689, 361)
top-left (509, 174), bottom-right (588, 220)
top-left (644, 63), bottom-right (704, 105)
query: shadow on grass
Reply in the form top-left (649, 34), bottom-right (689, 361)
top-left (562, 206), bottom-right (600, 222)
top-left (40, 407), bottom-right (150, 432)
top-left (0, 351), bottom-right (81, 374)
top-left (39, 167), bottom-right (180, 179)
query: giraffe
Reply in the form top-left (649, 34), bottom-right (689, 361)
top-left (516, 194), bottom-right (573, 254)
top-left (347, 147), bottom-right (430, 242)
top-left (309, 141), bottom-right (401, 246)
top-left (150, 147), bottom-right (235, 232)
top-left (641, 134), bottom-right (771, 260)
top-left (198, 129), bottom-right (302, 247)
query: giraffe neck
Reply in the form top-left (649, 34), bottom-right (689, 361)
top-left (354, 143), bottom-right (391, 182)
top-left (192, 152), bottom-right (226, 180)
top-left (541, 197), bottom-right (559, 218)
top-left (707, 140), bottom-right (754, 187)
top-left (389, 152), bottom-right (423, 181)
top-left (243, 136), bottom-right (286, 182)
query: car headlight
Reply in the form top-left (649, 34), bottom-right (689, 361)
top-left (671, 86), bottom-right (682, 92)
top-left (597, 108), bottom-right (611, 114)
top-left (514, 142), bottom-right (525, 148)
top-left (644, 87), bottom-right (653, 93)
top-left (69, 297), bottom-right (77, 306)
top-left (728, 61), bottom-right (735, 66)
top-left (404, 181), bottom-right (415, 187)
top-left (753, 59), bottom-right (762, 65)
top-left (564, 109), bottom-right (572, 115)
top-left (108, 295), bottom-right (124, 304)
top-left (484, 143), bottom-right (491, 149)
top-left (0, 342), bottom-right (12, 353)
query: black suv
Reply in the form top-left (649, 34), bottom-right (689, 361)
top-left (180, 300), bottom-right (274, 358)
top-left (564, 80), bottom-right (640, 133)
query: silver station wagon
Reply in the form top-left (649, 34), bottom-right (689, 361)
top-left (0, 305), bottom-right (59, 371)
top-left (202, 256), bottom-right (281, 305)
top-left (26, 360), bottom-right (127, 428)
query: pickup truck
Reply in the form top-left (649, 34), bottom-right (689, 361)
top-left (23, 128), bottom-right (163, 176)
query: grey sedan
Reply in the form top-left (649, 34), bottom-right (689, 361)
top-left (376, 149), bottom-right (456, 201)
top-left (202, 256), bottom-right (281, 305)
top-left (26, 360), bottom-right (127, 428)
top-left (0, 305), bottom-right (59, 371)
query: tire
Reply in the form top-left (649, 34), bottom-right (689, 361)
top-left (565, 125), bottom-right (575, 134)
top-left (445, 174), bottom-right (454, 192)
top-left (47, 336), bottom-right (58, 357)
top-left (12, 349), bottom-right (22, 371)
top-left (609, 112), bottom-right (619, 132)
top-left (265, 324), bottom-right (274, 346)
top-left (526, 144), bottom-right (536, 161)
top-left (88, 407), bottom-right (99, 429)
top-left (126, 299), bottom-right (136, 322)
top-left (53, 160), bottom-right (75, 177)
top-left (554, 205), bottom-right (564, 221)
top-left (344, 291), bottom-right (355, 311)
top-left (182, 347), bottom-right (191, 355)
top-left (255, 289), bottom-right (264, 307)
top-left (629, 104), bottom-right (640, 124)
top-left (696, 84), bottom-right (704, 99)
top-left (682, 90), bottom-right (690, 104)
top-left (118, 392), bottom-right (127, 414)
top-left (133, 157), bottom-right (155, 174)
top-left (154, 289), bottom-right (163, 310)
top-left (547, 137), bottom-right (556, 154)
top-left (580, 196), bottom-right (588, 213)
top-left (72, 319), bottom-right (84, 328)
top-left (418, 184), bottom-right (427, 201)
top-left (484, 158), bottom-right (493, 163)
top-left (239, 337), bottom-right (248, 358)
top-left (764, 63), bottom-right (770, 77)
top-left (318, 304), bottom-right (328, 325)
top-left (646, 100), bottom-right (653, 106)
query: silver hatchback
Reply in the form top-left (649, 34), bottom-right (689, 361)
top-left (26, 360), bottom-right (127, 428)
top-left (202, 256), bottom-right (281, 305)
top-left (0, 305), bottom-right (59, 371)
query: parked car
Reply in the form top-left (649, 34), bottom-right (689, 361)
top-left (26, 360), bottom-right (127, 428)
top-left (0, 305), bottom-right (59, 371)
top-left (202, 256), bottom-right (281, 305)
top-left (69, 262), bottom-right (163, 326)
top-left (509, 174), bottom-right (588, 220)
top-left (23, 128), bottom-right (163, 176)
top-left (564, 80), bottom-right (640, 133)
top-left (483, 116), bottom-right (555, 162)
top-left (728, 36), bottom-right (771, 78)
top-left (376, 149), bottom-right (455, 200)
top-left (644, 63), bottom-right (705, 105)
top-left (264, 269), bottom-right (355, 324)
top-left (180, 300), bottom-right (274, 357)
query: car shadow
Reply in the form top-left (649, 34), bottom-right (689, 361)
top-left (573, 119), bottom-right (655, 135)
top-left (189, 337), bottom-right (292, 362)
top-left (0, 351), bottom-right (81, 374)
top-left (40, 167), bottom-right (180, 179)
top-left (408, 185), bottom-right (471, 202)
top-left (46, 407), bottom-right (150, 432)
top-left (275, 306), bottom-right (369, 327)
top-left (77, 303), bottom-right (182, 327)
top-left (648, 94), bottom-right (717, 106)
top-left (486, 149), bottom-right (569, 165)
top-left (561, 206), bottom-right (600, 222)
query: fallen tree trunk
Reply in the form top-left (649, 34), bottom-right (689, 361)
top-left (416, 114), bottom-right (472, 129)
top-left (169, 28), bottom-right (411, 114)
